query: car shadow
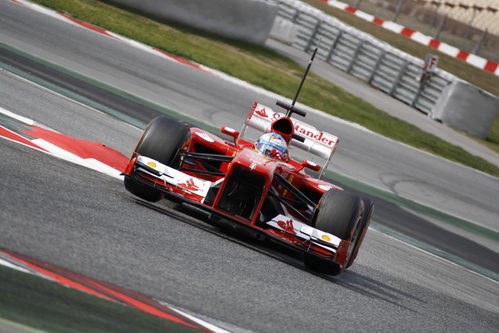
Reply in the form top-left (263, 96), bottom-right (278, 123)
top-left (131, 196), bottom-right (424, 312)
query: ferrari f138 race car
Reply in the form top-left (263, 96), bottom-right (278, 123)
top-left (123, 99), bottom-right (373, 275)
top-left (124, 49), bottom-right (373, 275)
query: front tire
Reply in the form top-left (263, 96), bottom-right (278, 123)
top-left (125, 116), bottom-right (191, 202)
top-left (304, 189), bottom-right (364, 275)
top-left (347, 198), bottom-right (373, 267)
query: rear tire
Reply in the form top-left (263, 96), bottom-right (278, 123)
top-left (124, 116), bottom-right (191, 202)
top-left (304, 190), bottom-right (364, 275)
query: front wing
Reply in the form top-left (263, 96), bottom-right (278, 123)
top-left (125, 155), bottom-right (350, 266)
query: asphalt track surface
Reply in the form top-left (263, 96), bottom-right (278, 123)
top-left (0, 1), bottom-right (497, 264)
top-left (0, 1), bottom-right (499, 332)
top-left (1, 0), bottom-right (499, 231)
top-left (1, 49), bottom-right (498, 274)
top-left (1, 115), bottom-right (499, 332)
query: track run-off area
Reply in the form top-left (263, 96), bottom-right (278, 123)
top-left (0, 0), bottom-right (498, 332)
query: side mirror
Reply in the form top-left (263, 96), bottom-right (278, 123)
top-left (221, 126), bottom-right (239, 140)
top-left (301, 160), bottom-right (321, 172)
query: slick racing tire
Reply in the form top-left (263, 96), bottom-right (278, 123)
top-left (347, 198), bottom-right (373, 268)
top-left (124, 116), bottom-right (191, 202)
top-left (304, 189), bottom-right (364, 275)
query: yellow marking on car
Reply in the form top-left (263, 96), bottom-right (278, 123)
top-left (283, 175), bottom-right (294, 196)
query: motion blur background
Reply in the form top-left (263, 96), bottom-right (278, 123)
top-left (341, 0), bottom-right (499, 62)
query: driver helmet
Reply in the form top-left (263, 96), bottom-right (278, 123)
top-left (255, 132), bottom-right (288, 160)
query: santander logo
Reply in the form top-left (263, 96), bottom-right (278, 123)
top-left (294, 123), bottom-right (337, 147)
top-left (251, 104), bottom-right (338, 148)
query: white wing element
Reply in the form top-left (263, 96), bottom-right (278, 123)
top-left (243, 102), bottom-right (339, 160)
top-left (267, 214), bottom-right (342, 252)
top-left (136, 156), bottom-right (212, 200)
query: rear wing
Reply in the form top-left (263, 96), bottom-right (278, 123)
top-left (240, 102), bottom-right (339, 176)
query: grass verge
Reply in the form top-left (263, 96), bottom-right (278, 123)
top-left (0, 265), bottom-right (200, 333)
top-left (25, 0), bottom-right (499, 177)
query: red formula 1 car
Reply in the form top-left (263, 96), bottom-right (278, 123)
top-left (123, 99), bottom-right (373, 275)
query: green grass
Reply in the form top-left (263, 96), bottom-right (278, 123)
top-left (0, 266), bottom-right (200, 333)
top-left (302, 0), bottom-right (499, 152)
top-left (26, 0), bottom-right (499, 177)
top-left (485, 117), bottom-right (499, 154)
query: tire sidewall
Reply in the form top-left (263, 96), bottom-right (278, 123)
top-left (125, 116), bottom-right (191, 202)
top-left (305, 189), bottom-right (365, 275)
top-left (135, 115), bottom-right (191, 167)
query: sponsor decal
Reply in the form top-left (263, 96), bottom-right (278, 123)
top-left (294, 123), bottom-right (336, 147)
top-left (178, 178), bottom-right (199, 192)
top-left (255, 107), bottom-right (268, 118)
top-left (321, 234), bottom-right (331, 242)
top-left (249, 152), bottom-right (271, 164)
top-left (252, 104), bottom-right (337, 148)
top-left (277, 219), bottom-right (296, 234)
